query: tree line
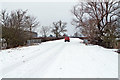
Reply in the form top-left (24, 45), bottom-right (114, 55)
top-left (40, 20), bottom-right (67, 38)
top-left (72, 0), bottom-right (120, 48)
top-left (0, 9), bottom-right (67, 48)
top-left (0, 9), bottom-right (39, 48)
top-left (1, 0), bottom-right (120, 49)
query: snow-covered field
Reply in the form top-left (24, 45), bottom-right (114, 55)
top-left (0, 38), bottom-right (118, 78)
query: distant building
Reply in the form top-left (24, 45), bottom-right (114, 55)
top-left (25, 31), bottom-right (41, 45)
top-left (27, 38), bottom-right (41, 45)
top-left (30, 32), bottom-right (37, 38)
top-left (24, 31), bottom-right (38, 39)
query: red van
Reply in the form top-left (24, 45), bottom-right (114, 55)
top-left (65, 36), bottom-right (70, 42)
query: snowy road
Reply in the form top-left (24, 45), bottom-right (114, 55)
top-left (0, 38), bottom-right (118, 78)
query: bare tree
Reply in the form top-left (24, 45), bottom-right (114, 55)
top-left (40, 26), bottom-right (51, 37)
top-left (25, 16), bottom-right (39, 32)
top-left (8, 9), bottom-right (27, 29)
top-left (72, 1), bottom-right (120, 48)
top-left (0, 10), bottom-right (9, 27)
top-left (117, 1), bottom-right (120, 37)
top-left (1, 9), bottom-right (40, 48)
top-left (52, 20), bottom-right (67, 38)
top-left (1, 9), bottom-right (28, 48)
top-left (24, 16), bottom-right (39, 39)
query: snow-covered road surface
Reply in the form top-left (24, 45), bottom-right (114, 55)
top-left (0, 38), bottom-right (118, 78)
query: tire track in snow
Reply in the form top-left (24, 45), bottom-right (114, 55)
top-left (20, 43), bottom-right (66, 77)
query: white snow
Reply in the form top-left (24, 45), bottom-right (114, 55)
top-left (0, 38), bottom-right (118, 78)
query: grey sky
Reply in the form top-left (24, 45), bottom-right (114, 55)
top-left (1, 2), bottom-right (78, 36)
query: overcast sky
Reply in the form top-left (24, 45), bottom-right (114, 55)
top-left (1, 2), bottom-right (79, 36)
